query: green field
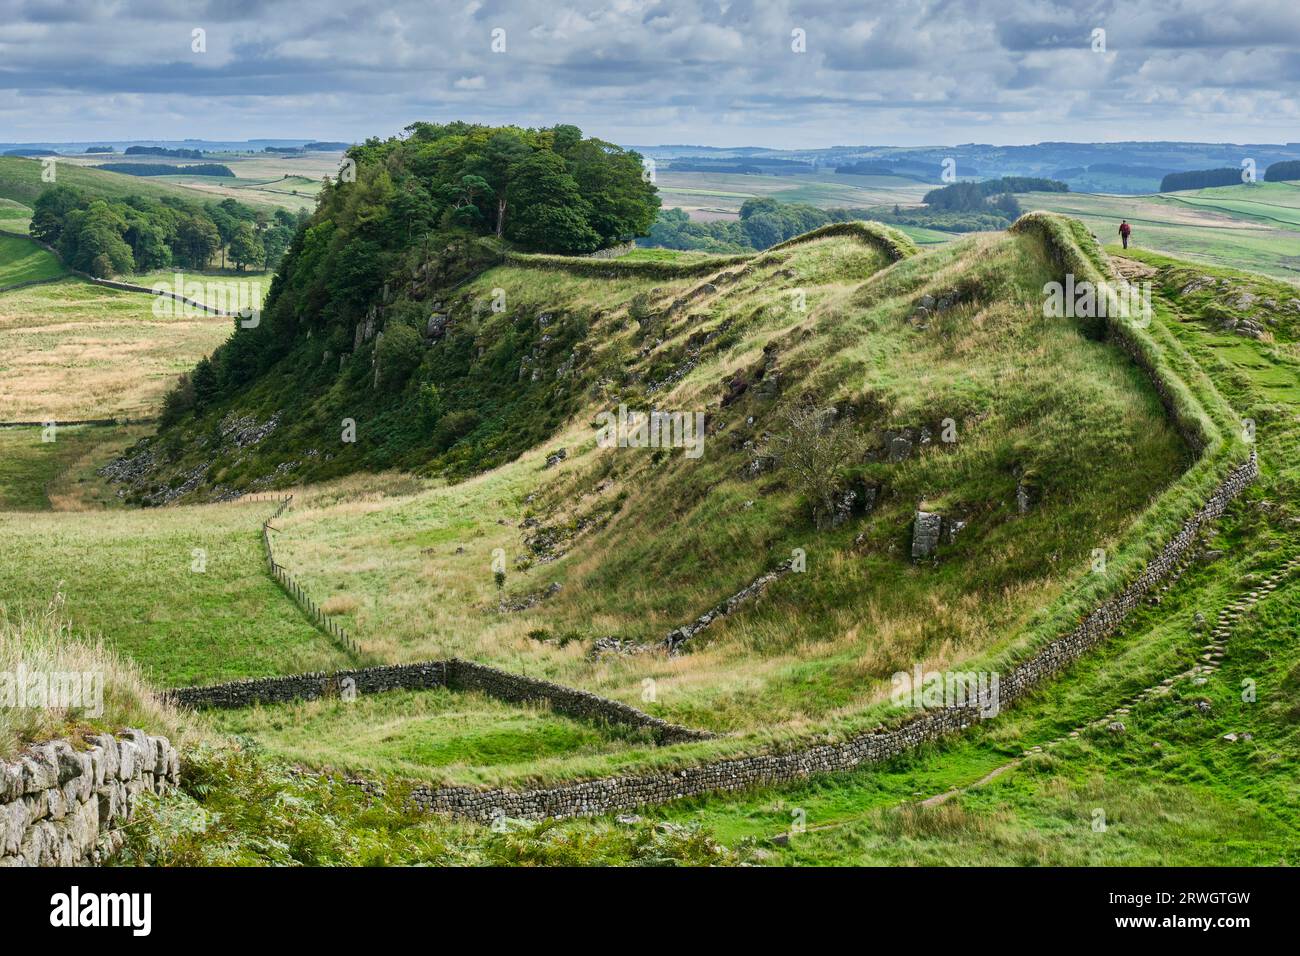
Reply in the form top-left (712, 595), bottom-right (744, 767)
top-left (1024, 183), bottom-right (1300, 281)
top-left (0, 154), bottom-right (279, 210)
top-left (0, 424), bottom-right (152, 510)
top-left (0, 233), bottom-right (65, 287)
top-left (207, 688), bottom-right (657, 785)
top-left (0, 198), bottom-right (32, 235)
top-left (0, 499), bottom-right (350, 686)
top-left (51, 151), bottom-right (343, 212)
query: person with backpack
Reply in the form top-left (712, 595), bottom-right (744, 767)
top-left (1119, 220), bottom-right (1132, 249)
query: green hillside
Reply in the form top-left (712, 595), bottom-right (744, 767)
top-left (0, 233), bottom-right (65, 286)
top-left (2, 205), bottom-right (1292, 866)
top-left (62, 214), bottom-right (1195, 787)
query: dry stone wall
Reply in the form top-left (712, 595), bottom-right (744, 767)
top-left (447, 660), bottom-right (714, 744)
top-left (0, 730), bottom-right (179, 867)
top-left (166, 661), bottom-right (449, 709)
top-left (166, 659), bottom-right (713, 745)
top-left (581, 241), bottom-right (636, 260)
top-left (402, 450), bottom-right (1257, 822)
top-left (664, 559), bottom-right (796, 652)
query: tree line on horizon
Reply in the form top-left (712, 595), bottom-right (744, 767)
top-left (1161, 161), bottom-right (1300, 191)
top-left (94, 162), bottom-right (235, 178)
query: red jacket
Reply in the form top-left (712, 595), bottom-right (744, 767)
top-left (1119, 223), bottom-right (1132, 236)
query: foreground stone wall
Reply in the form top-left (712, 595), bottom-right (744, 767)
top-left (166, 659), bottom-right (713, 745)
top-left (405, 450), bottom-right (1257, 822)
top-left (0, 730), bottom-right (179, 867)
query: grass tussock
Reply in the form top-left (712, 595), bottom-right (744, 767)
top-left (320, 594), bottom-right (360, 616)
top-left (0, 596), bottom-right (191, 759)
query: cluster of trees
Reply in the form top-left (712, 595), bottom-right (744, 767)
top-left (125, 146), bottom-right (207, 159)
top-left (922, 177), bottom-right (1066, 212)
top-left (335, 121), bottom-right (660, 254)
top-left (96, 163), bottom-right (235, 177)
top-left (643, 208), bottom-right (751, 252)
top-left (168, 121), bottom-right (659, 421)
top-left (1264, 161), bottom-right (1300, 182)
top-left (30, 186), bottom-right (306, 277)
top-left (1159, 168), bottom-right (1244, 192)
top-left (644, 199), bottom-right (838, 252)
top-left (1159, 162), bottom-right (1300, 190)
top-left (872, 206), bottom-right (1012, 232)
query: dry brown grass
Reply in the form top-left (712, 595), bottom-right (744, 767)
top-left (320, 594), bottom-right (360, 616)
top-left (0, 279), bottom-right (231, 420)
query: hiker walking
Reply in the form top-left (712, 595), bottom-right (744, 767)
top-left (1118, 219), bottom-right (1132, 249)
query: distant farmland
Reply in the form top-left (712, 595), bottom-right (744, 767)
top-left (1022, 181), bottom-right (1300, 280)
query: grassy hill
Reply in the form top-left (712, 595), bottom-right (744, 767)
top-left (60, 218), bottom-right (1199, 790)
top-left (4, 202), bottom-right (1295, 865)
top-left (641, 246), bottom-right (1300, 865)
top-left (0, 233), bottom-right (65, 286)
top-left (166, 223), bottom-right (1300, 866)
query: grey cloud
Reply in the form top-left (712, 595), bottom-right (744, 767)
top-left (0, 0), bottom-right (1294, 146)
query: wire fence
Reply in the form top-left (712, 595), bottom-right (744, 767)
top-left (260, 494), bottom-right (362, 657)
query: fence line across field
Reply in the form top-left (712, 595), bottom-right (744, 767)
top-left (259, 494), bottom-right (361, 656)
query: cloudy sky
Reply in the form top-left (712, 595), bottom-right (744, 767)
top-left (2, 0), bottom-right (1297, 147)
